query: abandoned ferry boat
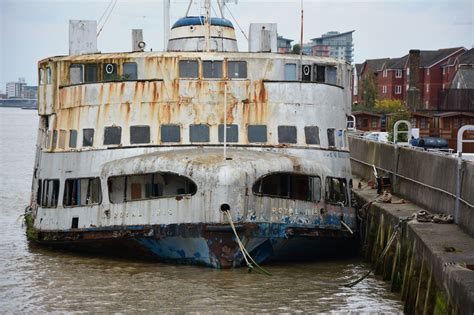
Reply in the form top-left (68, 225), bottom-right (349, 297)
top-left (26, 2), bottom-right (356, 268)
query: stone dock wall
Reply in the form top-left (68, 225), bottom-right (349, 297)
top-left (349, 137), bottom-right (473, 314)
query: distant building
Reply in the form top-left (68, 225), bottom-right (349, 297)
top-left (310, 30), bottom-right (354, 63)
top-left (6, 78), bottom-right (27, 98)
top-left (23, 86), bottom-right (38, 99)
top-left (277, 35), bottom-right (293, 54)
top-left (0, 92), bottom-right (6, 99)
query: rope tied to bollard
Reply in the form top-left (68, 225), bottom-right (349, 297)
top-left (223, 210), bottom-right (272, 276)
top-left (343, 217), bottom-right (411, 288)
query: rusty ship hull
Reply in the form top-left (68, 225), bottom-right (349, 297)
top-left (27, 13), bottom-right (357, 268)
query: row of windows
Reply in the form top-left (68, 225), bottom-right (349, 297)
top-left (37, 174), bottom-right (348, 208)
top-left (49, 125), bottom-right (342, 149)
top-left (41, 60), bottom-right (340, 86)
top-left (381, 85), bottom-right (403, 95)
top-left (64, 60), bottom-right (248, 85)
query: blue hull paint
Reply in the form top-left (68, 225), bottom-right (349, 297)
top-left (33, 222), bottom-right (358, 268)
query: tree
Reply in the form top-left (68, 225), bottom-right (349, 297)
top-left (360, 75), bottom-right (378, 108)
top-left (291, 44), bottom-right (301, 55)
top-left (376, 99), bottom-right (411, 142)
top-left (374, 99), bottom-right (405, 114)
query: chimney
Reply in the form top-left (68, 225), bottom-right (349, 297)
top-left (69, 20), bottom-right (97, 55)
top-left (407, 49), bottom-right (421, 111)
top-left (132, 29), bottom-right (144, 52)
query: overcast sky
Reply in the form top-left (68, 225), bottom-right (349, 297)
top-left (0, 0), bottom-right (472, 89)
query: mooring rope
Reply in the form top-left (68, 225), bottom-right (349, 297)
top-left (223, 210), bottom-right (272, 276)
top-left (343, 217), bottom-right (412, 288)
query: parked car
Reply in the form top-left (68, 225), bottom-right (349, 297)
top-left (362, 132), bottom-right (388, 143)
top-left (416, 137), bottom-right (449, 150)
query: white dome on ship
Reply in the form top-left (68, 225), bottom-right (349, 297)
top-left (167, 16), bottom-right (238, 52)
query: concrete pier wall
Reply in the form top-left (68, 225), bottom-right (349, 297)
top-left (354, 187), bottom-right (474, 315)
top-left (349, 136), bottom-right (474, 236)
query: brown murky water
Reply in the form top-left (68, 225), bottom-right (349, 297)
top-left (0, 107), bottom-right (403, 313)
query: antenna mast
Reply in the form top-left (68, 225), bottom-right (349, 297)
top-left (204, 0), bottom-right (211, 52)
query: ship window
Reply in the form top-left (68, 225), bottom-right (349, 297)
top-left (130, 125), bottom-right (150, 144)
top-left (85, 64), bottom-right (98, 83)
top-left (83, 128), bottom-right (94, 147)
top-left (63, 177), bottom-right (102, 207)
top-left (248, 125), bottom-right (267, 143)
top-left (58, 130), bottom-right (67, 149)
top-left (70, 64), bottom-right (83, 84)
top-left (218, 124), bottom-right (238, 143)
top-left (302, 64), bottom-right (311, 81)
top-left (325, 177), bottom-right (348, 205)
top-left (39, 68), bottom-right (45, 85)
top-left (203, 61), bottom-right (223, 78)
top-left (253, 173), bottom-right (321, 202)
top-left (314, 65), bottom-right (325, 83)
top-left (104, 126), bottom-right (122, 145)
top-left (305, 126), bottom-right (320, 145)
top-left (40, 179), bottom-right (60, 208)
top-left (179, 60), bottom-right (198, 78)
top-left (36, 180), bottom-right (42, 205)
top-left (327, 128), bottom-right (335, 147)
top-left (46, 67), bottom-right (52, 84)
top-left (52, 130), bottom-right (58, 149)
top-left (108, 172), bottom-right (197, 203)
top-left (190, 124), bottom-right (210, 142)
top-left (123, 62), bottom-right (138, 80)
top-left (228, 61), bottom-right (247, 79)
top-left (326, 66), bottom-right (337, 85)
top-left (161, 124), bottom-right (181, 143)
top-left (69, 130), bottom-right (77, 148)
top-left (278, 126), bottom-right (297, 144)
top-left (284, 63), bottom-right (297, 81)
top-left (103, 63), bottom-right (118, 81)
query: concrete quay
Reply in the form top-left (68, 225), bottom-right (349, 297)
top-left (353, 180), bottom-right (474, 314)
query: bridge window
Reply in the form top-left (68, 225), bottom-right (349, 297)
top-left (123, 62), bottom-right (137, 80)
top-left (69, 129), bottom-right (77, 148)
top-left (108, 172), bottom-right (197, 203)
top-left (218, 124), bottom-right (238, 142)
top-left (70, 64), bottom-right (83, 84)
top-left (228, 61), bottom-right (247, 79)
top-left (326, 66), bottom-right (337, 85)
top-left (278, 126), bottom-right (297, 144)
top-left (284, 63), bottom-right (297, 81)
top-left (190, 124), bottom-right (210, 142)
top-left (103, 63), bottom-right (118, 81)
top-left (70, 64), bottom-right (98, 84)
top-left (39, 68), bottom-right (45, 85)
top-left (39, 179), bottom-right (60, 208)
top-left (130, 125), bottom-right (150, 144)
top-left (253, 173), bottom-right (321, 202)
top-left (161, 125), bottom-right (181, 143)
top-left (104, 126), bottom-right (122, 145)
top-left (52, 130), bottom-right (58, 149)
top-left (58, 130), bottom-right (67, 149)
top-left (46, 67), bottom-right (52, 84)
top-left (83, 128), bottom-right (94, 147)
top-left (179, 60), bottom-right (198, 78)
top-left (85, 64), bottom-right (98, 82)
top-left (63, 177), bottom-right (102, 207)
top-left (327, 128), bottom-right (335, 147)
top-left (248, 125), bottom-right (267, 143)
top-left (203, 61), bottom-right (223, 78)
top-left (325, 177), bottom-right (348, 205)
top-left (314, 65), bottom-right (326, 83)
top-left (305, 126), bottom-right (320, 145)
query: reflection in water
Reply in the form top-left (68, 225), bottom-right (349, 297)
top-left (0, 108), bottom-right (403, 313)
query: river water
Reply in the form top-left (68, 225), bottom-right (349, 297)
top-left (0, 107), bottom-right (403, 313)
